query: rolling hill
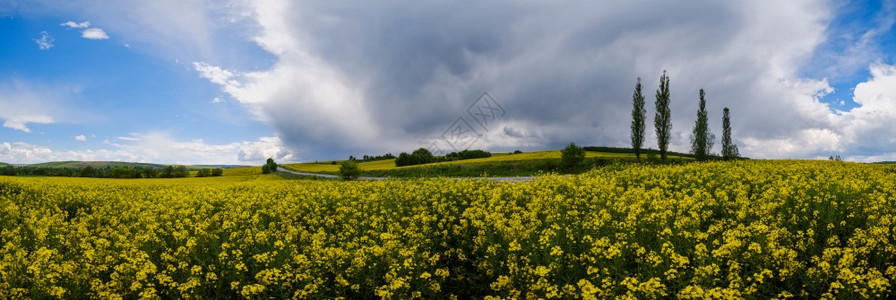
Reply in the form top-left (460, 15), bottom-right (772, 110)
top-left (284, 149), bottom-right (695, 177)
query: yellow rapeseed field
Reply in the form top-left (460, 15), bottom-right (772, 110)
top-left (1, 160), bottom-right (895, 298)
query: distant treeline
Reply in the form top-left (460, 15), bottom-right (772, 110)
top-left (352, 153), bottom-right (396, 162)
top-left (395, 148), bottom-right (492, 167)
top-left (0, 165), bottom-right (223, 179)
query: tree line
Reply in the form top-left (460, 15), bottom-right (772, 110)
top-left (0, 165), bottom-right (222, 178)
top-left (630, 71), bottom-right (740, 161)
top-left (394, 148), bottom-right (492, 167)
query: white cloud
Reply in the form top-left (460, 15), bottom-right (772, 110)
top-left (75, 134), bottom-right (87, 141)
top-left (60, 20), bottom-right (90, 28)
top-left (193, 62), bottom-right (239, 88)
top-left (210, 97), bottom-right (223, 103)
top-left (740, 62), bottom-right (896, 162)
top-left (34, 31), bottom-right (54, 50)
top-left (3, 115), bottom-right (54, 133)
top-left (81, 27), bottom-right (109, 40)
top-left (833, 63), bottom-right (896, 161)
top-left (1, 134), bottom-right (294, 165)
top-left (0, 79), bottom-right (79, 133)
top-left (116, 136), bottom-right (139, 141)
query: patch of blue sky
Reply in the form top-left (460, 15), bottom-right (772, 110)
top-left (1, 15), bottom-right (271, 150)
top-left (802, 0), bottom-right (895, 112)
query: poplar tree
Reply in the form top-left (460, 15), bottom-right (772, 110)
top-left (630, 77), bottom-right (646, 160)
top-left (690, 89), bottom-right (715, 161)
top-left (654, 71), bottom-right (672, 160)
top-left (721, 107), bottom-right (740, 160)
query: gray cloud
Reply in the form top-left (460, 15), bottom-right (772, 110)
top-left (202, 0), bottom-right (850, 160)
top-left (18, 0), bottom-right (895, 161)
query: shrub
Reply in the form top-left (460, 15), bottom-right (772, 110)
top-left (196, 169), bottom-right (211, 177)
top-left (445, 149), bottom-right (492, 161)
top-left (266, 158), bottom-right (278, 172)
top-left (395, 148), bottom-right (437, 167)
top-left (560, 142), bottom-right (586, 172)
top-left (339, 160), bottom-right (360, 180)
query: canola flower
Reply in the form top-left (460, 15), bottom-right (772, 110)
top-left (1, 160), bottom-right (895, 298)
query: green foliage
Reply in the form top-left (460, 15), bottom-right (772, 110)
top-left (265, 158), bottom-right (278, 173)
top-left (160, 166), bottom-right (189, 178)
top-left (262, 164), bottom-right (271, 174)
top-left (631, 77), bottom-right (646, 160)
top-left (339, 160), bottom-right (361, 180)
top-left (395, 148), bottom-right (437, 166)
top-left (690, 89), bottom-right (716, 161)
top-left (654, 70), bottom-right (672, 160)
top-left (722, 107), bottom-right (740, 160)
top-left (445, 149), bottom-right (492, 161)
top-left (560, 142), bottom-right (586, 172)
top-left (79, 166), bottom-right (97, 178)
top-left (359, 153), bottom-right (396, 162)
top-left (196, 169), bottom-right (212, 177)
top-left (1, 163), bottom-right (218, 179)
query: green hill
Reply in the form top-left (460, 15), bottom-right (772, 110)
top-left (14, 161), bottom-right (250, 170)
top-left (284, 148), bottom-right (696, 177)
top-left (26, 161), bottom-right (166, 169)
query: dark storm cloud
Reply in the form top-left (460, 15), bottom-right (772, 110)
top-left (266, 1), bottom-right (754, 153)
top-left (205, 0), bottom-right (896, 160)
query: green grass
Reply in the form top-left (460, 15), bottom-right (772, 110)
top-left (283, 150), bottom-right (694, 177)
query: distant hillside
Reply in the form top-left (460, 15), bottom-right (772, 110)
top-left (15, 161), bottom-right (249, 170)
top-left (192, 164), bottom-right (252, 169)
top-left (26, 161), bottom-right (166, 169)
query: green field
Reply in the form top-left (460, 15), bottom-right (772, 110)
top-left (284, 150), bottom-right (694, 177)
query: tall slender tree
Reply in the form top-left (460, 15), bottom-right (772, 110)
top-left (690, 89), bottom-right (715, 161)
top-left (721, 107), bottom-right (740, 160)
top-left (631, 77), bottom-right (646, 160)
top-left (654, 71), bottom-right (672, 160)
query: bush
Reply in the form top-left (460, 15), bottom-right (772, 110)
top-left (266, 158), bottom-right (278, 172)
top-left (360, 153), bottom-right (396, 162)
top-left (262, 164), bottom-right (271, 174)
top-left (111, 168), bottom-right (133, 178)
top-left (196, 169), bottom-right (211, 177)
top-left (211, 168), bottom-right (223, 176)
top-left (339, 160), bottom-right (360, 180)
top-left (395, 148), bottom-right (437, 167)
top-left (445, 149), bottom-right (491, 161)
top-left (561, 142), bottom-right (586, 172)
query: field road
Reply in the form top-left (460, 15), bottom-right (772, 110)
top-left (277, 167), bottom-right (536, 182)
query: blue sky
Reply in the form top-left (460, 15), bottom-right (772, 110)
top-left (1, 1), bottom-right (895, 164)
